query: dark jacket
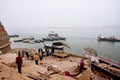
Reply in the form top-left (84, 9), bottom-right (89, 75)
top-left (16, 56), bottom-right (22, 64)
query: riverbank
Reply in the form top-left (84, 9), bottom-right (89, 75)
top-left (0, 48), bottom-right (100, 80)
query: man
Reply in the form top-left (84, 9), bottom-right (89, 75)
top-left (16, 51), bottom-right (23, 74)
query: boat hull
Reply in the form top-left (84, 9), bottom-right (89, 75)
top-left (14, 39), bottom-right (23, 42)
top-left (98, 37), bottom-right (120, 42)
top-left (85, 53), bottom-right (120, 80)
top-left (44, 44), bottom-right (64, 50)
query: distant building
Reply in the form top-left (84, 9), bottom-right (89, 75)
top-left (0, 21), bottom-right (11, 53)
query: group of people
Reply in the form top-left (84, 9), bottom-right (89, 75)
top-left (15, 46), bottom-right (55, 74)
top-left (15, 46), bottom-right (85, 77)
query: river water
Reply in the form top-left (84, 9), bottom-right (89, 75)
top-left (10, 27), bottom-right (120, 64)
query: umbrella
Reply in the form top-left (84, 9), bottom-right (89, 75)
top-left (52, 41), bottom-right (70, 48)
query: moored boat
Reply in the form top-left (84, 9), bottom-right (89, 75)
top-left (97, 35), bottom-right (120, 42)
top-left (14, 39), bottom-right (23, 42)
top-left (42, 31), bottom-right (66, 41)
top-left (9, 34), bottom-right (19, 38)
top-left (44, 41), bottom-right (70, 50)
top-left (44, 43), bottom-right (64, 50)
top-left (83, 48), bottom-right (120, 80)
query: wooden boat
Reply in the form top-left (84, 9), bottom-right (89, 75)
top-left (9, 34), bottom-right (19, 38)
top-left (33, 39), bottom-right (41, 43)
top-left (83, 48), bottom-right (120, 80)
top-left (14, 39), bottom-right (23, 42)
top-left (44, 41), bottom-right (70, 50)
top-left (14, 37), bottom-right (34, 43)
top-left (97, 35), bottom-right (120, 42)
top-left (42, 37), bottom-right (55, 41)
top-left (44, 43), bottom-right (64, 50)
top-left (91, 56), bottom-right (120, 80)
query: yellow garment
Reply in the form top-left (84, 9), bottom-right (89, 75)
top-left (34, 54), bottom-right (39, 60)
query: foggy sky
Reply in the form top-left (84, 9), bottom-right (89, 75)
top-left (0, 0), bottom-right (120, 33)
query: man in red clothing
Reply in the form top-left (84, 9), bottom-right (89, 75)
top-left (16, 51), bottom-right (23, 74)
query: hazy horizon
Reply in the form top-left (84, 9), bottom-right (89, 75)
top-left (0, 0), bottom-right (120, 34)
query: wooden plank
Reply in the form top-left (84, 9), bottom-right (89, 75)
top-left (27, 73), bottom-right (41, 80)
top-left (37, 71), bottom-right (50, 79)
top-left (28, 72), bottom-right (50, 80)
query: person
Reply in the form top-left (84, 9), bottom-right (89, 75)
top-left (29, 50), bottom-right (34, 60)
top-left (93, 59), bottom-right (99, 65)
top-left (21, 49), bottom-right (25, 57)
top-left (46, 48), bottom-right (49, 56)
top-left (50, 45), bottom-right (55, 55)
top-left (38, 48), bottom-right (43, 61)
top-left (34, 53), bottom-right (39, 65)
top-left (25, 49), bottom-right (29, 59)
top-left (38, 48), bottom-right (41, 53)
top-left (16, 51), bottom-right (23, 74)
top-left (79, 58), bottom-right (84, 73)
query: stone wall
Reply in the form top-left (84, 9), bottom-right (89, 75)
top-left (0, 22), bottom-right (11, 53)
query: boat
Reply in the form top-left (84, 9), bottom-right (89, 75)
top-left (44, 43), bottom-right (64, 50)
top-left (44, 41), bottom-right (70, 50)
top-left (83, 47), bottom-right (120, 80)
top-left (22, 39), bottom-right (32, 43)
top-left (22, 37), bottom-right (34, 40)
top-left (48, 31), bottom-right (66, 40)
top-left (97, 35), bottom-right (120, 42)
top-left (42, 31), bottom-right (66, 41)
top-left (9, 34), bottom-right (19, 37)
top-left (42, 37), bottom-right (55, 41)
top-left (14, 37), bottom-right (34, 43)
top-left (33, 39), bottom-right (44, 43)
top-left (14, 39), bottom-right (23, 42)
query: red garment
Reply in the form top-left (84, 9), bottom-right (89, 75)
top-left (79, 60), bottom-right (84, 72)
top-left (65, 71), bottom-right (78, 77)
top-left (16, 56), bottom-right (22, 64)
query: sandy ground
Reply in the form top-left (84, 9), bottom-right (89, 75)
top-left (0, 48), bottom-right (91, 80)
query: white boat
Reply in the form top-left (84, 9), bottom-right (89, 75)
top-left (44, 43), bottom-right (64, 50)
top-left (42, 31), bottom-right (66, 41)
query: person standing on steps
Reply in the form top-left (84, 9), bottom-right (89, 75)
top-left (34, 53), bottom-right (39, 65)
top-left (50, 45), bottom-right (55, 55)
top-left (16, 51), bottom-right (23, 74)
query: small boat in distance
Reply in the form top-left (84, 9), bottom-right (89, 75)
top-left (97, 35), bottom-right (120, 42)
top-left (9, 34), bottom-right (19, 38)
